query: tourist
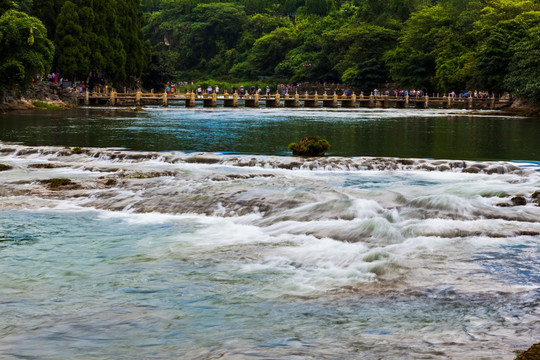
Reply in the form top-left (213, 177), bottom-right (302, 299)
top-left (215, 85), bottom-right (219, 94)
top-left (207, 85), bottom-right (213, 94)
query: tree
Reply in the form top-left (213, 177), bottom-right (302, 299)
top-left (247, 27), bottom-right (297, 76)
top-left (116, 0), bottom-right (151, 80)
top-left (505, 25), bottom-right (540, 104)
top-left (0, 10), bottom-right (54, 92)
top-left (30, 0), bottom-right (64, 41)
top-left (384, 5), bottom-right (449, 90)
top-left (55, 1), bottom-right (88, 80)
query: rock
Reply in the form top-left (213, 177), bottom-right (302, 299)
top-left (42, 178), bottom-right (80, 190)
top-left (463, 167), bottom-right (480, 174)
top-left (515, 343), bottom-right (540, 360)
top-left (1, 82), bottom-right (79, 111)
top-left (0, 163), bottom-right (12, 171)
top-left (104, 179), bottom-right (117, 186)
top-left (511, 196), bottom-right (527, 206)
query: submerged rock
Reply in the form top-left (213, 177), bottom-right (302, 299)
top-left (511, 196), bottom-right (527, 206)
top-left (42, 178), bottom-right (80, 190)
top-left (0, 163), bottom-right (12, 171)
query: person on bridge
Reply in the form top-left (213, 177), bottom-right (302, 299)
top-left (207, 85), bottom-right (213, 94)
top-left (215, 85), bottom-right (219, 94)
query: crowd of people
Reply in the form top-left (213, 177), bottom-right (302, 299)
top-left (368, 89), bottom-right (495, 98)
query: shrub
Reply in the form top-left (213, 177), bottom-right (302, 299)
top-left (288, 136), bottom-right (330, 156)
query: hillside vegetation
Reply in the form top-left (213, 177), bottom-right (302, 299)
top-left (1, 0), bottom-right (540, 103)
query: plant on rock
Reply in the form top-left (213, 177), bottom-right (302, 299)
top-left (288, 136), bottom-right (330, 156)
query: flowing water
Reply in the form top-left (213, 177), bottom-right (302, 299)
top-left (0, 107), bottom-right (539, 359)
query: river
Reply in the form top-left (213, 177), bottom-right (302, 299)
top-left (0, 106), bottom-right (538, 359)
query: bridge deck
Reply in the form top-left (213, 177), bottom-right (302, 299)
top-left (79, 92), bottom-right (510, 110)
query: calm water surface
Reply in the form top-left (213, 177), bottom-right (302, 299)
top-left (0, 107), bottom-right (539, 359)
top-left (0, 106), bottom-right (539, 160)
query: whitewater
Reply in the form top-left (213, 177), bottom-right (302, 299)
top-left (0, 139), bottom-right (539, 359)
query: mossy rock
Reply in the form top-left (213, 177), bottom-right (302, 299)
top-left (72, 146), bottom-right (83, 154)
top-left (0, 163), bottom-right (12, 171)
top-left (288, 136), bottom-right (330, 157)
top-left (45, 178), bottom-right (73, 189)
top-left (33, 101), bottom-right (62, 110)
top-left (28, 163), bottom-right (56, 169)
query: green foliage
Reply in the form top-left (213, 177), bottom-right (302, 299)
top-left (288, 136), bottom-right (330, 156)
top-left (0, 10), bottom-right (54, 92)
top-left (247, 27), bottom-right (297, 76)
top-left (505, 25), bottom-right (540, 104)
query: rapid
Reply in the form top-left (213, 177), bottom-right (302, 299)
top-left (0, 107), bottom-right (538, 359)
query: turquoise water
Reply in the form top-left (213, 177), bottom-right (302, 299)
top-left (0, 107), bottom-right (539, 359)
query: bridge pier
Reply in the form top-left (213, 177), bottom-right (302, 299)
top-left (109, 91), bottom-right (116, 106)
top-left (304, 92), bottom-right (318, 107)
top-left (245, 93), bottom-right (259, 108)
top-left (162, 91), bottom-right (168, 107)
top-left (323, 92), bottom-right (338, 108)
top-left (284, 92), bottom-right (299, 107)
top-left (369, 93), bottom-right (375, 108)
top-left (265, 92), bottom-right (280, 107)
top-left (203, 93), bottom-right (217, 107)
top-left (185, 92), bottom-right (196, 107)
top-left (135, 90), bottom-right (142, 107)
top-left (341, 93), bottom-right (356, 108)
top-left (223, 92), bottom-right (238, 107)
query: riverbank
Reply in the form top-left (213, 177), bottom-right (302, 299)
top-left (0, 82), bottom-right (78, 112)
top-left (505, 98), bottom-right (540, 117)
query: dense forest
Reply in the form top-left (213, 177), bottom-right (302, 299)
top-left (1, 0), bottom-right (540, 103)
